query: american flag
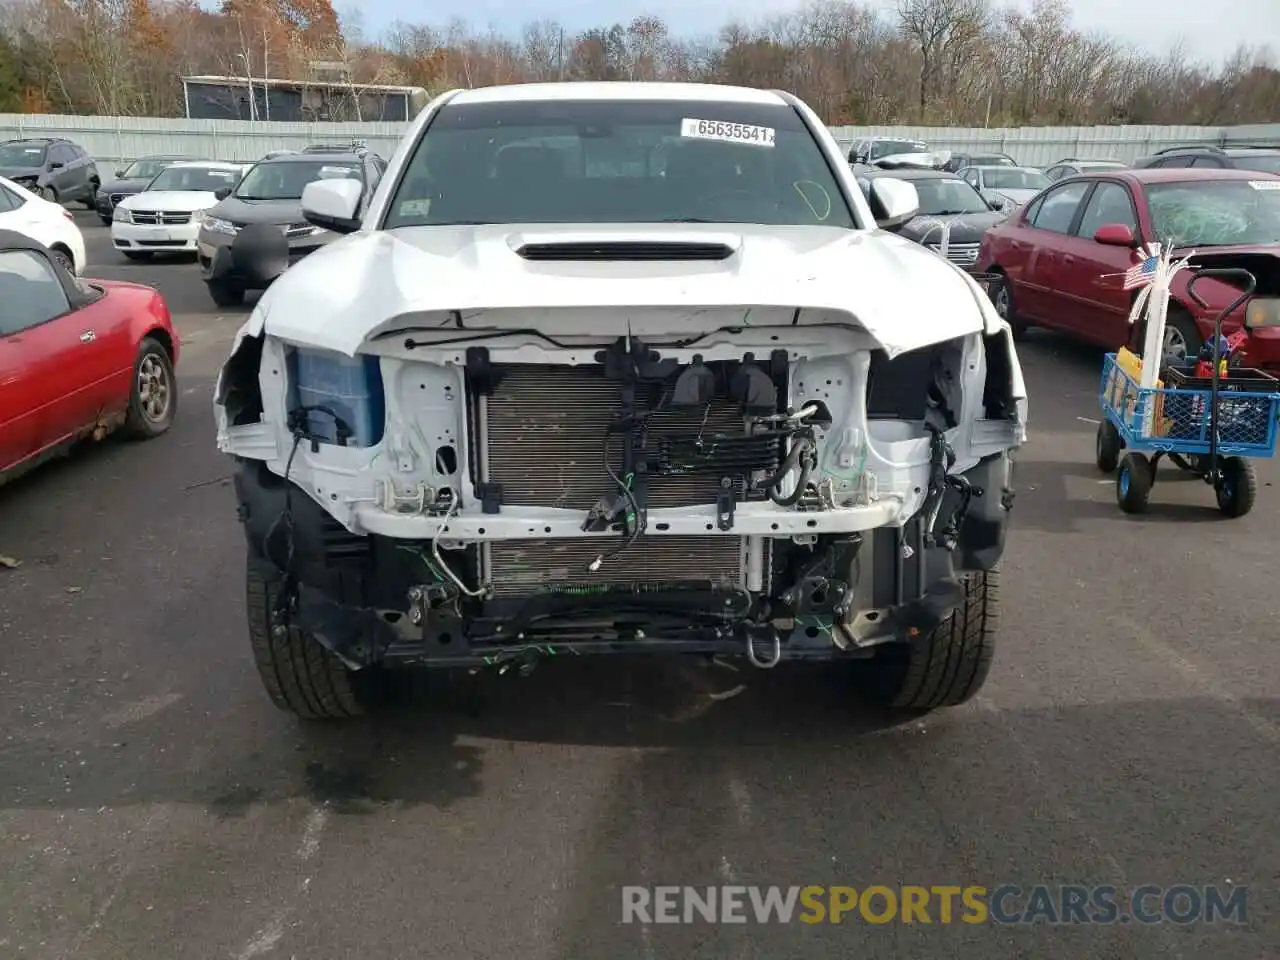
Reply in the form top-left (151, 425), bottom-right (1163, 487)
top-left (1123, 243), bottom-right (1161, 290)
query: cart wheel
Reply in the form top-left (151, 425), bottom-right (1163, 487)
top-left (1215, 457), bottom-right (1257, 518)
top-left (1116, 453), bottom-right (1153, 514)
top-left (1095, 419), bottom-right (1123, 473)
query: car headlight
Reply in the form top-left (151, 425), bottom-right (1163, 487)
top-left (114, 207), bottom-right (133, 223)
top-left (1245, 297), bottom-right (1280, 328)
top-left (202, 216), bottom-right (239, 236)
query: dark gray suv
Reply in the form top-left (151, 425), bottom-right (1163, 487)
top-left (196, 148), bottom-right (386, 307)
top-left (0, 137), bottom-right (100, 207)
top-left (1134, 144), bottom-right (1280, 174)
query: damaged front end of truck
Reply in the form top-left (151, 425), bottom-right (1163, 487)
top-left (215, 267), bottom-right (1026, 697)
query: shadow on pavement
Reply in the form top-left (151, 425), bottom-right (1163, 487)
top-left (542, 691), bottom-right (1280, 959)
top-left (0, 657), bottom-right (912, 818)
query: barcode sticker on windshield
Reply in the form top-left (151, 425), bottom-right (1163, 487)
top-left (1248, 180), bottom-right (1280, 190)
top-left (680, 118), bottom-right (776, 147)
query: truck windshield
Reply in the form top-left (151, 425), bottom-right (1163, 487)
top-left (383, 99), bottom-right (856, 229)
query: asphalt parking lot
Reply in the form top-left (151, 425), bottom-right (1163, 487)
top-left (1, 209), bottom-right (1278, 958)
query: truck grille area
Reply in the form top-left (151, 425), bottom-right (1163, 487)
top-left (476, 363), bottom-right (781, 596)
top-left (486, 537), bottom-right (745, 598)
top-left (480, 365), bottom-right (770, 510)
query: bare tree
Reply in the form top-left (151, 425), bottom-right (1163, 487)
top-left (897, 0), bottom-right (990, 116)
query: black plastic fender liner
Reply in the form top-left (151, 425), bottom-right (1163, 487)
top-left (840, 576), bottom-right (968, 648)
top-left (953, 451), bottom-right (1014, 573)
top-left (235, 461), bottom-right (332, 571)
top-left (291, 583), bottom-right (399, 670)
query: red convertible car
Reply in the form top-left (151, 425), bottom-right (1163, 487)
top-left (0, 229), bottom-right (178, 483)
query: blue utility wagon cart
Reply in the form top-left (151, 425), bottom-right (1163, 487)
top-left (1095, 267), bottom-right (1280, 517)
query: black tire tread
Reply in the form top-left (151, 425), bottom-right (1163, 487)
top-left (1217, 457), bottom-right (1257, 518)
top-left (882, 568), bottom-right (1000, 710)
top-left (991, 271), bottom-right (1027, 340)
top-left (245, 555), bottom-right (372, 720)
top-left (1116, 453), bottom-right (1153, 514)
top-left (1096, 419), bottom-right (1122, 473)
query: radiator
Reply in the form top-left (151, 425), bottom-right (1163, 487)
top-left (475, 365), bottom-right (767, 596)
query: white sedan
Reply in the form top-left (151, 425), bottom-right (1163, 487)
top-left (0, 174), bottom-right (86, 274)
top-left (112, 161), bottom-right (249, 261)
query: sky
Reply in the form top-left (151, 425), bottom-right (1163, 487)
top-left (337, 0), bottom-right (1278, 68)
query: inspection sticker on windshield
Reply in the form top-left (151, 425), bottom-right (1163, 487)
top-left (680, 118), bottom-right (775, 147)
top-left (1248, 180), bottom-right (1280, 190)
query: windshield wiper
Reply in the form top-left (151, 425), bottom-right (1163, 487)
top-left (235, 195), bottom-right (293, 201)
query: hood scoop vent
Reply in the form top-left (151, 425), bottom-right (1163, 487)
top-left (516, 241), bottom-right (736, 262)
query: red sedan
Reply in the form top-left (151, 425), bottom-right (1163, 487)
top-left (0, 229), bottom-right (178, 483)
top-left (978, 167), bottom-right (1280, 370)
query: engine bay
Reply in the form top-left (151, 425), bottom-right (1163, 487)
top-left (217, 313), bottom-right (1023, 670)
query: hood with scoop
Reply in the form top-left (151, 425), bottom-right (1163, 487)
top-left (232, 221), bottom-right (1008, 361)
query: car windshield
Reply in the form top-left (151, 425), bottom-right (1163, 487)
top-left (147, 166), bottom-right (241, 192)
top-left (910, 178), bottom-right (991, 215)
top-left (1234, 155), bottom-right (1280, 174)
top-left (124, 158), bottom-right (179, 179)
top-left (235, 160), bottom-right (361, 200)
top-left (383, 99), bottom-right (856, 229)
top-left (0, 142), bottom-right (47, 166)
top-left (983, 169), bottom-right (1049, 190)
top-left (871, 139), bottom-right (928, 159)
top-left (1146, 180), bottom-right (1280, 247)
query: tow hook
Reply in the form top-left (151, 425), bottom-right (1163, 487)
top-left (745, 626), bottom-right (782, 669)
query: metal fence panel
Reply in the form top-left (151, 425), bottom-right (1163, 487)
top-left (2, 113), bottom-right (1277, 169)
top-left (826, 123), bottom-right (1280, 165)
top-left (0, 114), bottom-right (408, 166)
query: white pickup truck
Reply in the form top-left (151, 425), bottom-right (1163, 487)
top-left (214, 81), bottom-right (1027, 719)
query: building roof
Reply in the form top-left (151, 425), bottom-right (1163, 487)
top-left (181, 75), bottom-right (425, 95)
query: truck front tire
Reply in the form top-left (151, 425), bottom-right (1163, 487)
top-left (852, 568), bottom-right (999, 710)
top-left (245, 555), bottom-right (387, 719)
